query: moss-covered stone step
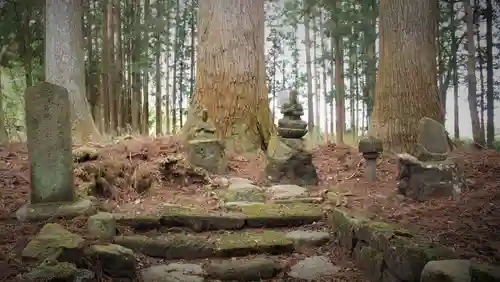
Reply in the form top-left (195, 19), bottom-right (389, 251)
top-left (113, 230), bottom-right (295, 259)
top-left (327, 208), bottom-right (459, 282)
top-left (113, 203), bottom-right (323, 232)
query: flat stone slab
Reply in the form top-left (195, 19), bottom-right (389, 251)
top-left (15, 198), bottom-right (98, 222)
top-left (288, 256), bottom-right (341, 281)
top-left (114, 203), bottom-right (324, 231)
top-left (113, 230), bottom-right (294, 259)
top-left (141, 263), bottom-right (204, 282)
top-left (286, 230), bottom-right (331, 247)
top-left (238, 203), bottom-right (324, 228)
top-left (268, 184), bottom-right (307, 199)
top-left (206, 258), bottom-right (281, 281)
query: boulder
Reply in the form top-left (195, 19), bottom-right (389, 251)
top-left (421, 260), bottom-right (471, 282)
top-left (288, 256), bottom-right (340, 281)
top-left (22, 223), bottom-right (85, 263)
top-left (85, 244), bottom-right (136, 278)
top-left (87, 212), bottom-right (116, 239)
top-left (396, 153), bottom-right (465, 201)
top-left (205, 258), bottom-right (281, 281)
top-left (141, 263), bottom-right (204, 282)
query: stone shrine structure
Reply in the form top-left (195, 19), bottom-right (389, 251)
top-left (16, 82), bottom-right (96, 221)
top-left (186, 109), bottom-right (227, 174)
top-left (358, 136), bottom-right (383, 181)
top-left (265, 90), bottom-right (318, 186)
top-left (396, 117), bottom-right (465, 201)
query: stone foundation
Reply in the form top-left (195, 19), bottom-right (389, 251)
top-left (327, 208), bottom-right (500, 282)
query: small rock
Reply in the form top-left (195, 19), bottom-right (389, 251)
top-left (288, 256), bottom-right (340, 281)
top-left (268, 184), bottom-right (307, 199)
top-left (141, 264), bottom-right (204, 282)
top-left (286, 230), bottom-right (331, 247)
top-left (85, 244), bottom-right (136, 278)
top-left (223, 183), bottom-right (265, 202)
top-left (22, 223), bottom-right (85, 263)
top-left (206, 258), bottom-right (281, 281)
top-left (421, 260), bottom-right (471, 282)
top-left (16, 198), bottom-right (98, 222)
top-left (228, 177), bottom-right (254, 185)
top-left (23, 261), bottom-right (77, 281)
top-left (87, 212), bottom-right (116, 239)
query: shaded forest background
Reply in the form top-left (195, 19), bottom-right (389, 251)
top-left (0, 0), bottom-right (499, 148)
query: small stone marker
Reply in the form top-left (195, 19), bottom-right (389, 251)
top-left (25, 82), bottom-right (74, 203)
top-left (358, 136), bottom-right (383, 181)
top-left (417, 117), bottom-right (450, 161)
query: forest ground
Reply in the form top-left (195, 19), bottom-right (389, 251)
top-left (0, 136), bottom-right (499, 281)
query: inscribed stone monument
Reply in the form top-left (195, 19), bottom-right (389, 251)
top-left (16, 82), bottom-right (97, 221)
top-left (25, 82), bottom-right (74, 203)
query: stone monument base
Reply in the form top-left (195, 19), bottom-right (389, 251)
top-left (396, 154), bottom-right (465, 201)
top-left (15, 197), bottom-right (98, 222)
top-left (265, 136), bottom-right (318, 186)
top-left (187, 138), bottom-right (227, 174)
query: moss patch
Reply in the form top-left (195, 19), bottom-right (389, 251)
top-left (214, 230), bottom-right (294, 257)
top-left (240, 203), bottom-right (323, 228)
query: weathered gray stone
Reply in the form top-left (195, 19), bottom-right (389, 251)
top-left (396, 154), bottom-right (465, 201)
top-left (87, 212), bottom-right (116, 239)
top-left (141, 263), bottom-right (204, 282)
top-left (288, 256), bottom-right (340, 281)
top-left (417, 117), bottom-right (451, 161)
top-left (22, 223), bottom-right (85, 263)
top-left (286, 230), bottom-right (331, 247)
top-left (353, 243), bottom-right (384, 282)
top-left (470, 261), bottom-right (500, 282)
top-left (24, 82), bottom-right (74, 203)
top-left (85, 244), bottom-right (136, 278)
top-left (16, 197), bottom-right (98, 222)
top-left (421, 260), bottom-right (471, 282)
top-left (228, 177), bottom-right (254, 185)
top-left (265, 135), bottom-right (318, 186)
top-left (222, 183), bottom-right (265, 202)
top-left (23, 261), bottom-right (77, 281)
top-left (187, 139), bottom-right (226, 174)
top-left (268, 184), bottom-right (307, 199)
top-left (205, 258), bottom-right (281, 281)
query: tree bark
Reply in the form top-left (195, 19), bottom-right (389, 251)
top-left (182, 0), bottom-right (274, 154)
top-left (464, 0), bottom-right (483, 146)
top-left (370, 0), bottom-right (442, 155)
top-left (45, 0), bottom-right (101, 143)
top-left (485, 0), bottom-right (494, 147)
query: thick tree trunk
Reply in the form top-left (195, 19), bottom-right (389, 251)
top-left (45, 0), bottom-right (101, 143)
top-left (370, 0), bottom-right (442, 155)
top-left (182, 0), bottom-right (274, 154)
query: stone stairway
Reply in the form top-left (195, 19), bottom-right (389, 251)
top-left (21, 200), bottom-right (350, 282)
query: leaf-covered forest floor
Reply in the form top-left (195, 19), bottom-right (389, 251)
top-left (0, 136), bottom-right (499, 281)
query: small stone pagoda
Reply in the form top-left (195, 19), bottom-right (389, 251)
top-left (265, 90), bottom-right (318, 186)
top-left (186, 109), bottom-right (227, 174)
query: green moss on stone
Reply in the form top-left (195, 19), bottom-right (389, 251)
top-left (240, 203), bottom-right (322, 218)
top-left (24, 261), bottom-right (77, 280)
top-left (215, 230), bottom-right (292, 250)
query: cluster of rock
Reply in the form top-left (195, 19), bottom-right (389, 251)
top-left (327, 208), bottom-right (500, 282)
top-left (265, 90), bottom-right (319, 186)
top-left (396, 117), bottom-right (465, 201)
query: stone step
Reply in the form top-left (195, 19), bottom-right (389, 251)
top-left (113, 202), bottom-right (324, 232)
top-left (113, 229), bottom-right (331, 260)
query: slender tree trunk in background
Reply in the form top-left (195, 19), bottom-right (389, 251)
top-left (334, 36), bottom-right (345, 145)
top-left (320, 10), bottom-right (329, 143)
top-left (451, 2), bottom-right (459, 139)
top-left (477, 29), bottom-right (485, 142)
top-left (189, 0), bottom-right (196, 102)
top-left (354, 49), bottom-right (360, 140)
top-left (91, 1), bottom-right (103, 131)
top-left (304, 0), bottom-right (314, 133)
top-left (329, 40), bottom-right (334, 136)
top-left (102, 1), bottom-right (111, 133)
top-left (155, 0), bottom-right (163, 136)
top-left (142, 0), bottom-right (151, 134)
top-left (114, 0), bottom-right (124, 133)
top-left (45, 0), bottom-right (101, 143)
top-left (370, 0), bottom-right (442, 155)
top-left (485, 0), bottom-right (494, 147)
top-left (464, 0), bottom-right (483, 146)
top-left (131, 0), bottom-right (141, 133)
top-left (0, 72), bottom-right (9, 142)
top-left (171, 0), bottom-right (180, 134)
top-left (165, 0), bottom-right (171, 134)
top-left (182, 0), bottom-right (274, 154)
top-left (313, 14), bottom-right (321, 134)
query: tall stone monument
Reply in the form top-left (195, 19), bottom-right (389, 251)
top-left (16, 82), bottom-right (96, 221)
top-left (265, 90), bottom-right (318, 186)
